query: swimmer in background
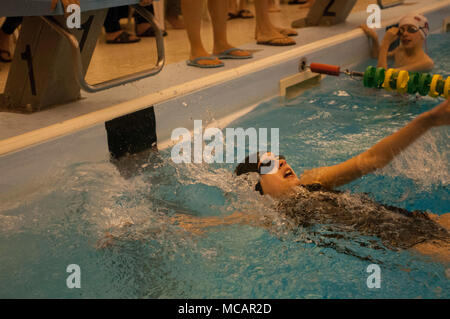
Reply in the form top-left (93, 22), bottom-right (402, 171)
top-left (360, 13), bottom-right (434, 72)
top-left (168, 98), bottom-right (450, 263)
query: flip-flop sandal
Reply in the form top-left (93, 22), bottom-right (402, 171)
top-left (228, 12), bottom-right (239, 20)
top-left (186, 56), bottom-right (224, 68)
top-left (0, 49), bottom-right (12, 62)
top-left (237, 9), bottom-right (254, 19)
top-left (216, 48), bottom-right (253, 59)
top-left (257, 37), bottom-right (296, 46)
top-left (136, 25), bottom-right (168, 37)
top-left (106, 31), bottom-right (141, 44)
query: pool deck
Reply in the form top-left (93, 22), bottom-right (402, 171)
top-left (0, 0), bottom-right (449, 156)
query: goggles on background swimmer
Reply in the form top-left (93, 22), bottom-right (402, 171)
top-left (398, 25), bottom-right (422, 35)
top-left (258, 154), bottom-right (286, 175)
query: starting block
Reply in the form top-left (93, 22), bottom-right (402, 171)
top-left (291, 0), bottom-right (357, 28)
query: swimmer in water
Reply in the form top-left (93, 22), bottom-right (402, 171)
top-left (171, 98), bottom-right (450, 262)
top-left (360, 12), bottom-right (434, 72)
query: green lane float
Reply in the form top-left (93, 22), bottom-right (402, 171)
top-left (309, 63), bottom-right (449, 98)
top-left (407, 72), bottom-right (420, 94)
top-left (363, 66), bottom-right (449, 98)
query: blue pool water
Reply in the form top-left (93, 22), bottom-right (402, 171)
top-left (0, 34), bottom-right (449, 298)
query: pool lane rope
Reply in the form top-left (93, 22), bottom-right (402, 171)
top-left (309, 63), bottom-right (449, 98)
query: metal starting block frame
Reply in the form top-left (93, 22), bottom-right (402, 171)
top-left (0, 3), bottom-right (165, 113)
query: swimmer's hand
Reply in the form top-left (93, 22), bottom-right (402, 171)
top-left (360, 24), bottom-right (378, 39)
top-left (424, 98), bottom-right (450, 127)
top-left (382, 27), bottom-right (399, 45)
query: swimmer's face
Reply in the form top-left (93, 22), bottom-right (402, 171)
top-left (399, 24), bottom-right (423, 49)
top-left (258, 153), bottom-right (301, 198)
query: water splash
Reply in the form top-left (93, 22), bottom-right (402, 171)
top-left (378, 129), bottom-right (450, 190)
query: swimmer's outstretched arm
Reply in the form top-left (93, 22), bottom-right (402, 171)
top-left (299, 98), bottom-right (450, 189)
top-left (170, 211), bottom-right (268, 235)
top-left (96, 211), bottom-right (265, 248)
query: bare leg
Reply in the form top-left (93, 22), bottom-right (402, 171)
top-left (208, 0), bottom-right (251, 57)
top-left (268, 0), bottom-right (281, 12)
top-left (237, 0), bottom-right (254, 18)
top-left (166, 15), bottom-right (184, 29)
top-left (167, 0), bottom-right (185, 29)
top-left (255, 0), bottom-right (296, 45)
top-left (238, 0), bottom-right (248, 12)
top-left (230, 0), bottom-right (253, 17)
top-left (228, 0), bottom-right (238, 15)
top-left (262, 0), bottom-right (298, 37)
top-left (181, 0), bottom-right (222, 66)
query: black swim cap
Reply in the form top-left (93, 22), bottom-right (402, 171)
top-left (234, 153), bottom-right (260, 176)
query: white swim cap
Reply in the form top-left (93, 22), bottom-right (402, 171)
top-left (398, 13), bottom-right (429, 38)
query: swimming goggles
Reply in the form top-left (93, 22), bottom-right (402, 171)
top-left (398, 25), bottom-right (421, 35)
top-left (258, 153), bottom-right (285, 175)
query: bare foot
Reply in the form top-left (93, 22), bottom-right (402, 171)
top-left (276, 27), bottom-right (298, 37)
top-left (256, 30), bottom-right (296, 46)
top-left (213, 44), bottom-right (251, 58)
top-left (256, 23), bottom-right (296, 46)
top-left (257, 36), bottom-right (296, 46)
top-left (188, 56), bottom-right (224, 67)
top-left (189, 47), bottom-right (223, 67)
